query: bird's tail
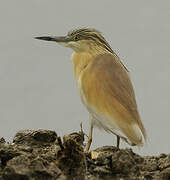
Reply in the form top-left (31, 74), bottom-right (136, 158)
top-left (124, 123), bottom-right (146, 147)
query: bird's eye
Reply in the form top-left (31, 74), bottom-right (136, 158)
top-left (74, 36), bottom-right (79, 41)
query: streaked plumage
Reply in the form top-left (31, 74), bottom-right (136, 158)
top-left (35, 27), bottom-right (146, 151)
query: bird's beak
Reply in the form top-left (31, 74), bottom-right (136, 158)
top-left (35, 36), bottom-right (72, 43)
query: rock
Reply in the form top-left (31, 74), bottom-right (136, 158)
top-left (13, 130), bottom-right (57, 146)
top-left (57, 132), bottom-right (85, 180)
top-left (0, 129), bottom-right (170, 180)
top-left (0, 138), bottom-right (5, 144)
top-left (3, 155), bottom-right (65, 180)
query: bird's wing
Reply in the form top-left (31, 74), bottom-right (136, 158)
top-left (81, 53), bottom-right (146, 145)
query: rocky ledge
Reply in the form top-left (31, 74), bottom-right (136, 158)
top-left (0, 129), bottom-right (169, 180)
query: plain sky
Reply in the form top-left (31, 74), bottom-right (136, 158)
top-left (0, 0), bottom-right (170, 155)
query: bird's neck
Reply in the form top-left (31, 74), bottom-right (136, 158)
top-left (72, 51), bottom-right (99, 81)
top-left (72, 44), bottom-right (113, 80)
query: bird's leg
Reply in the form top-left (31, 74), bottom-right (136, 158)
top-left (116, 136), bottom-right (120, 149)
top-left (85, 116), bottom-right (93, 152)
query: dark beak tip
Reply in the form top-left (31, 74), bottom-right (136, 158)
top-left (34, 36), bottom-right (52, 41)
top-left (34, 37), bottom-right (40, 40)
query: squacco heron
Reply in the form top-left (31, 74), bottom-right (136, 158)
top-left (35, 28), bottom-right (146, 151)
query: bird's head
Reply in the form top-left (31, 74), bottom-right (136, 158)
top-left (35, 28), bottom-right (113, 53)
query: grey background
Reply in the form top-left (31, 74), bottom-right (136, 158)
top-left (0, 0), bottom-right (169, 155)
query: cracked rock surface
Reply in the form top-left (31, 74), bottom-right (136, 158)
top-left (0, 130), bottom-right (169, 180)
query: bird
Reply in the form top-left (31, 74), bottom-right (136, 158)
top-left (35, 28), bottom-right (146, 152)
